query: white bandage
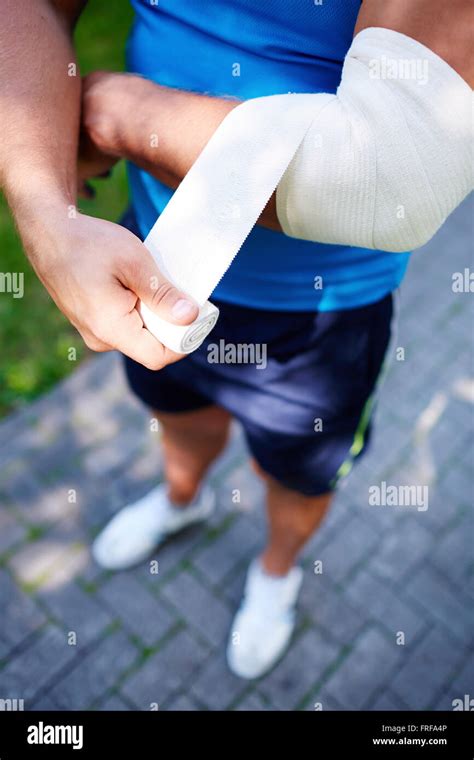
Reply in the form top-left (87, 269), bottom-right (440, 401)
top-left (140, 27), bottom-right (472, 354)
top-left (277, 27), bottom-right (473, 252)
top-left (141, 95), bottom-right (323, 353)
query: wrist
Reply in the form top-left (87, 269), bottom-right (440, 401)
top-left (131, 84), bottom-right (238, 178)
top-left (3, 160), bottom-right (76, 212)
top-left (5, 176), bottom-right (77, 265)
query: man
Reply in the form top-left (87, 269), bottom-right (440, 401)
top-left (1, 0), bottom-right (472, 679)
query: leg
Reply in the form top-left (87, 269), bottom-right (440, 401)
top-left (92, 404), bottom-right (231, 570)
top-left (156, 405), bottom-right (232, 505)
top-left (253, 460), bottom-right (333, 576)
top-left (226, 461), bottom-right (333, 678)
top-left (263, 479), bottom-right (332, 576)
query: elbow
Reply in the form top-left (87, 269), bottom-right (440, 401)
top-left (277, 179), bottom-right (446, 254)
top-left (373, 202), bottom-right (446, 253)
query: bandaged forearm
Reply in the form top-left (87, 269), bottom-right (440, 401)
top-left (140, 26), bottom-right (472, 353)
top-left (276, 26), bottom-right (473, 251)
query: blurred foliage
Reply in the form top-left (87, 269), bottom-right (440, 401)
top-left (0, 0), bottom-right (134, 417)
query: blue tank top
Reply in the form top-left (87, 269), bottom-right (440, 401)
top-left (127, 0), bottom-right (410, 311)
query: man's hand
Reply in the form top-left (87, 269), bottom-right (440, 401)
top-left (1, 1), bottom-right (201, 371)
top-left (81, 71), bottom-right (144, 156)
top-left (19, 199), bottom-right (199, 370)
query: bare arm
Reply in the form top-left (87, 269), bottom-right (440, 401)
top-left (82, 0), bottom-right (473, 230)
top-left (1, 0), bottom-right (83, 220)
top-left (1, 0), bottom-right (197, 369)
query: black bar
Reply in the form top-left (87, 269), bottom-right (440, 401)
top-left (0, 710), bottom-right (472, 757)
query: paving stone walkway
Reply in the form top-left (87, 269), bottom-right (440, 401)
top-left (0, 198), bottom-right (472, 711)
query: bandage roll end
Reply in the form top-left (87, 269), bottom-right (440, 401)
top-left (139, 300), bottom-right (219, 355)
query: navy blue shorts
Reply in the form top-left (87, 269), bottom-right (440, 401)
top-left (121, 211), bottom-right (394, 496)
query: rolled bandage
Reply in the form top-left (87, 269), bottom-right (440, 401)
top-left (139, 300), bottom-right (220, 355)
top-left (140, 27), bottom-right (473, 354)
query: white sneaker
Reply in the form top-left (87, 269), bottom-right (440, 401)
top-left (92, 483), bottom-right (215, 570)
top-left (226, 559), bottom-right (303, 679)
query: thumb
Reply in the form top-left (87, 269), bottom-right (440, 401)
top-left (122, 240), bottom-right (199, 326)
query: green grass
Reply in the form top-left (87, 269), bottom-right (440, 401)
top-left (0, 0), bottom-right (134, 418)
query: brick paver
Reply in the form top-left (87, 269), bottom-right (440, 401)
top-left (0, 197), bottom-right (472, 710)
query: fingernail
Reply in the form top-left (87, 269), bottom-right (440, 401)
top-left (171, 298), bottom-right (195, 320)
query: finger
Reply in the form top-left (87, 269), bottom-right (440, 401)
top-left (118, 236), bottom-right (199, 327)
top-left (76, 325), bottom-right (110, 353)
top-left (101, 305), bottom-right (184, 370)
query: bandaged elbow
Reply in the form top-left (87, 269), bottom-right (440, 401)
top-left (276, 28), bottom-right (473, 252)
